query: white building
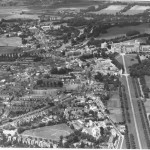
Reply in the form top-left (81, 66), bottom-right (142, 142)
top-left (140, 45), bottom-right (150, 53)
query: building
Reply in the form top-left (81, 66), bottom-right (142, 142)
top-left (110, 42), bottom-right (140, 53)
top-left (140, 45), bottom-right (150, 53)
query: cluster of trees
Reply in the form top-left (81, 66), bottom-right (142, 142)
top-left (129, 56), bottom-right (149, 98)
top-left (139, 76), bottom-right (149, 98)
top-left (130, 59), bottom-right (150, 77)
top-left (110, 55), bottom-right (124, 71)
top-left (63, 128), bottom-right (109, 148)
top-left (65, 17), bottom-right (91, 27)
top-left (120, 4), bottom-right (134, 13)
top-left (122, 85), bottom-right (131, 123)
top-left (94, 73), bottom-right (120, 89)
top-left (126, 30), bottom-right (140, 37)
top-left (51, 67), bottom-right (73, 75)
top-left (137, 100), bottom-right (150, 148)
top-left (130, 134), bottom-right (136, 149)
top-left (79, 53), bottom-right (94, 60)
top-left (87, 38), bottom-right (103, 47)
top-left (124, 125), bottom-right (131, 149)
top-left (119, 83), bottom-right (131, 124)
top-left (80, 3), bottom-right (109, 13)
top-left (131, 77), bottom-right (140, 98)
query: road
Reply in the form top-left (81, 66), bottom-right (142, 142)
top-left (120, 53), bottom-right (147, 149)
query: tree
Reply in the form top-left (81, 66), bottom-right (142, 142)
top-left (100, 127), bottom-right (104, 136)
top-left (17, 127), bottom-right (25, 134)
top-left (126, 30), bottom-right (140, 37)
top-left (80, 141), bottom-right (85, 148)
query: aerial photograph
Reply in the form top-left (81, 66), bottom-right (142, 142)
top-left (1, 0), bottom-right (150, 149)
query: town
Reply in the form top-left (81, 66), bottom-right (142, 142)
top-left (0, 0), bottom-right (150, 149)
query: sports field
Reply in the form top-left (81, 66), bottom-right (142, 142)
top-left (22, 124), bottom-right (73, 141)
top-left (0, 37), bottom-right (22, 47)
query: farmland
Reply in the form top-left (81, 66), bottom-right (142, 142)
top-left (0, 6), bottom-right (29, 20)
top-left (123, 5), bottom-right (150, 15)
top-left (89, 5), bottom-right (126, 15)
top-left (21, 124), bottom-right (73, 141)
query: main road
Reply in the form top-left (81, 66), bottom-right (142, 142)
top-left (121, 53), bottom-right (142, 149)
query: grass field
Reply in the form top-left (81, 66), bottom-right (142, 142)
top-left (89, 5), bottom-right (126, 15)
top-left (123, 5), bottom-right (150, 15)
top-left (107, 91), bottom-right (123, 122)
top-left (22, 124), bottom-right (73, 141)
top-left (0, 37), bottom-right (22, 47)
top-left (116, 54), bottom-right (138, 73)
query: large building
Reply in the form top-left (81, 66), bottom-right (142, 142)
top-left (110, 42), bottom-right (140, 53)
top-left (140, 45), bottom-right (150, 53)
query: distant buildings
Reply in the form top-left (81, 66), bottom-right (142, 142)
top-left (110, 42), bottom-right (140, 53)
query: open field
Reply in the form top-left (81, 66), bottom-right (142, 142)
top-left (123, 5), bottom-right (150, 15)
top-left (0, 6), bottom-right (29, 20)
top-left (89, 5), bottom-right (126, 15)
top-left (107, 91), bottom-right (122, 122)
top-left (4, 14), bottom-right (39, 20)
top-left (116, 54), bottom-right (138, 73)
top-left (22, 124), bottom-right (73, 141)
top-left (99, 23), bottom-right (150, 40)
top-left (0, 37), bottom-right (22, 47)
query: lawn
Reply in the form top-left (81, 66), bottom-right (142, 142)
top-left (123, 5), bottom-right (150, 15)
top-left (22, 124), bottom-right (73, 141)
top-left (116, 54), bottom-right (138, 74)
top-left (107, 91), bottom-right (123, 122)
top-left (0, 37), bottom-right (22, 47)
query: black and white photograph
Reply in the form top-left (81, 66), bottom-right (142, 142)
top-left (0, 0), bottom-right (150, 149)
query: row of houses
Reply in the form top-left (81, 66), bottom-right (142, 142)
top-left (3, 133), bottom-right (57, 148)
